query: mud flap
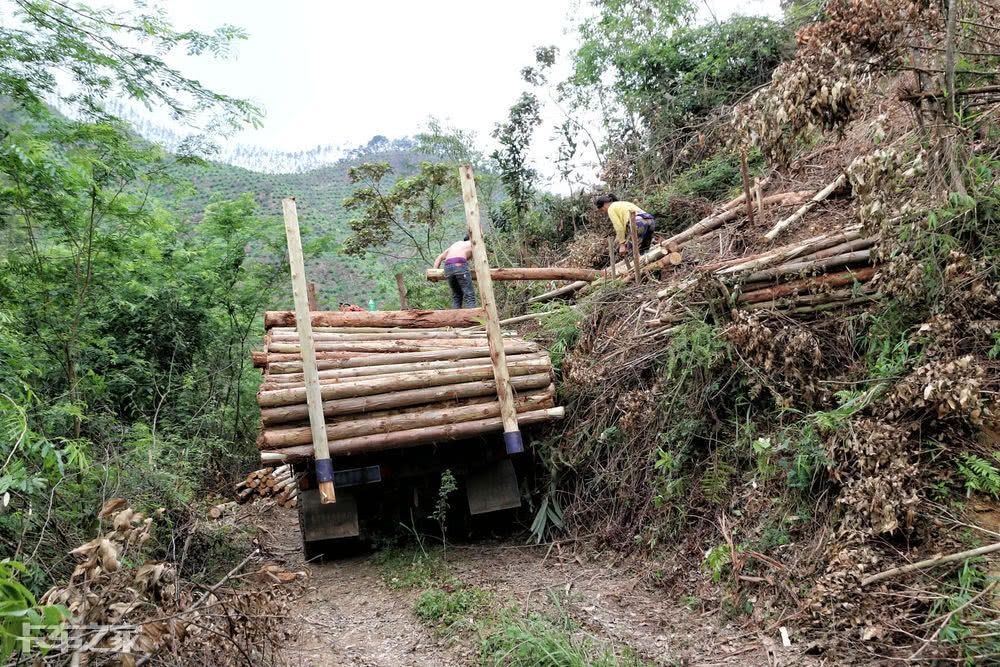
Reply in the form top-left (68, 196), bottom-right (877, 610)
top-left (466, 459), bottom-right (521, 515)
top-left (299, 488), bottom-right (359, 541)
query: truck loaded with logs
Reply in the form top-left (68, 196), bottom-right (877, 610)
top-left (250, 308), bottom-right (564, 556)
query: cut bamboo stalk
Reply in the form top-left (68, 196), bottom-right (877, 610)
top-left (424, 267), bottom-right (602, 282)
top-left (742, 249), bottom-right (872, 283)
top-left (739, 267), bottom-right (878, 304)
top-left (262, 342), bottom-right (539, 373)
top-left (258, 359), bottom-right (551, 408)
top-left (461, 164), bottom-right (523, 455)
top-left (268, 406), bottom-right (566, 460)
top-left (763, 174), bottom-right (848, 241)
top-left (260, 391), bottom-right (556, 449)
top-left (264, 309), bottom-right (486, 330)
top-left (260, 372), bottom-right (553, 425)
top-left (260, 352), bottom-right (547, 387)
top-left (282, 197), bottom-right (335, 504)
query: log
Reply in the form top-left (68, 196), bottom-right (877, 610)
top-left (716, 226), bottom-right (863, 276)
top-left (260, 355), bottom-right (550, 393)
top-left (662, 191), bottom-right (813, 248)
top-left (282, 196), bottom-right (335, 504)
top-left (262, 342), bottom-right (539, 373)
top-left (267, 338), bottom-right (495, 353)
top-left (629, 212), bottom-right (642, 285)
top-left (424, 267), bottom-right (602, 282)
top-left (741, 249), bottom-right (872, 283)
top-left (792, 237), bottom-right (875, 264)
top-left (268, 406), bottom-right (566, 460)
top-left (744, 286), bottom-right (872, 311)
top-left (261, 352), bottom-right (547, 387)
top-left (260, 391), bottom-right (556, 449)
top-left (257, 358), bottom-right (552, 408)
top-left (739, 267), bottom-right (878, 304)
top-left (861, 541), bottom-right (1000, 587)
top-left (264, 309), bottom-right (486, 330)
top-left (260, 372), bottom-right (553, 425)
top-left (272, 326), bottom-right (455, 334)
top-left (608, 239), bottom-right (617, 279)
top-left (763, 174), bottom-right (848, 241)
top-left (268, 330), bottom-right (487, 341)
top-left (461, 164), bottom-right (524, 455)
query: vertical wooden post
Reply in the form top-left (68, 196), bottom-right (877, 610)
top-left (628, 211), bottom-right (642, 285)
top-left (395, 273), bottom-right (410, 310)
top-left (281, 198), bottom-right (336, 504)
top-left (458, 165), bottom-right (522, 454)
top-left (754, 177), bottom-right (763, 218)
top-left (607, 239), bottom-right (617, 279)
top-left (740, 148), bottom-right (755, 227)
top-left (307, 282), bottom-right (318, 311)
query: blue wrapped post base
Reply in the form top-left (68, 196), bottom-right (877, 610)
top-left (503, 430), bottom-right (524, 455)
top-left (315, 457), bottom-right (335, 483)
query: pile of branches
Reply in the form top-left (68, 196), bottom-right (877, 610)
top-left (33, 499), bottom-right (304, 665)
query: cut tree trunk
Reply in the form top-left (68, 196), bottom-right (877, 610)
top-left (264, 309), bottom-right (486, 330)
top-left (763, 174), bottom-right (848, 241)
top-left (741, 249), bottom-right (872, 283)
top-left (259, 391), bottom-right (556, 448)
top-left (260, 342), bottom-right (539, 373)
top-left (260, 372), bottom-right (553, 425)
top-left (268, 407), bottom-right (566, 460)
top-left (739, 266), bottom-right (878, 304)
top-left (424, 267), bottom-right (602, 282)
top-left (257, 358), bottom-right (552, 408)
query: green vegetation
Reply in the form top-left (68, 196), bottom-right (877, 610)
top-left (371, 547), bottom-right (448, 590)
top-left (414, 585), bottom-right (492, 635)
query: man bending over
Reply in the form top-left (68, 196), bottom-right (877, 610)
top-left (433, 235), bottom-right (478, 309)
top-left (594, 193), bottom-right (656, 257)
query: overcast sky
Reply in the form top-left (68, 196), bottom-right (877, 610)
top-left (161, 1), bottom-right (782, 154)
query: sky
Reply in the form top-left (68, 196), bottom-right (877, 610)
top-left (151, 0), bottom-right (783, 176)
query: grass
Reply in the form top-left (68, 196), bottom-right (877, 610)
top-left (478, 606), bottom-right (651, 667)
top-left (414, 585), bottom-right (492, 635)
top-left (371, 546), bottom-right (448, 590)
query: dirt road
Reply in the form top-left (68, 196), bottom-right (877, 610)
top-left (258, 507), bottom-right (820, 666)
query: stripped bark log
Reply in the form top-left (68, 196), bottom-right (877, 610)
top-left (267, 338), bottom-right (496, 353)
top-left (742, 249), bottom-right (872, 283)
top-left (257, 358), bottom-right (552, 408)
top-left (267, 406), bottom-right (566, 460)
top-left (260, 372), bottom-right (553, 425)
top-left (260, 342), bottom-right (539, 372)
top-left (259, 391), bottom-right (556, 449)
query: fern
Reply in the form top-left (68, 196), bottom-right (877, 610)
top-left (958, 453), bottom-right (1000, 498)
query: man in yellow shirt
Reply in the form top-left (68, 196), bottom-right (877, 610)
top-left (595, 194), bottom-right (656, 257)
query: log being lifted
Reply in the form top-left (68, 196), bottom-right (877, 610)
top-left (425, 267), bottom-right (602, 282)
top-left (264, 308), bottom-right (485, 330)
top-left (269, 406), bottom-right (566, 461)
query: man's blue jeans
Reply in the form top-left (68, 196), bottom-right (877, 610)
top-left (443, 262), bottom-right (478, 309)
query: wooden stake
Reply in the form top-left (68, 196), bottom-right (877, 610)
top-left (607, 239), bottom-right (617, 279)
top-left (282, 197), bottom-right (335, 505)
top-left (739, 148), bottom-right (755, 227)
top-left (395, 273), bottom-right (409, 309)
top-left (307, 282), bottom-right (318, 311)
top-left (628, 211), bottom-right (642, 286)
top-left (459, 165), bottom-right (522, 454)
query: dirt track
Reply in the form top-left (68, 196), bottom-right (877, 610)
top-left (255, 507), bottom-right (828, 666)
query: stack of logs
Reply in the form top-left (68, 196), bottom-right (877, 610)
top-left (237, 465), bottom-right (300, 508)
top-left (648, 223), bottom-right (878, 327)
top-left (251, 310), bottom-right (563, 462)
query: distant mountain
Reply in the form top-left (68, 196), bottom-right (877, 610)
top-left (155, 141), bottom-right (451, 308)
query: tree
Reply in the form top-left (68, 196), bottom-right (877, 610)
top-left (342, 161), bottom-right (459, 264)
top-left (491, 92), bottom-right (542, 231)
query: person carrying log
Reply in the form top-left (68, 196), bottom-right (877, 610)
top-left (595, 193), bottom-right (656, 257)
top-left (432, 235), bottom-right (478, 309)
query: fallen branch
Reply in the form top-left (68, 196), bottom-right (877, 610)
top-left (763, 174), bottom-right (848, 241)
top-left (861, 541), bottom-right (1000, 586)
